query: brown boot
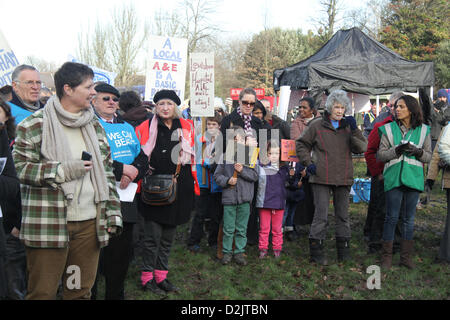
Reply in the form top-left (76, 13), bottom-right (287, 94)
top-left (381, 241), bottom-right (393, 270)
top-left (399, 239), bottom-right (416, 269)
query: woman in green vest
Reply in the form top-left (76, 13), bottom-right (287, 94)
top-left (377, 95), bottom-right (432, 270)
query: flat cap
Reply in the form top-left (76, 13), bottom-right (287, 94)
top-left (95, 83), bottom-right (120, 98)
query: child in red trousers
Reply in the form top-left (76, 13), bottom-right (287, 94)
top-left (255, 144), bottom-right (289, 258)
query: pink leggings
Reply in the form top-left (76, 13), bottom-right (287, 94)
top-left (258, 208), bottom-right (284, 251)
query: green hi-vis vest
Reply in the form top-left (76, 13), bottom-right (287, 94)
top-left (378, 122), bottom-right (430, 192)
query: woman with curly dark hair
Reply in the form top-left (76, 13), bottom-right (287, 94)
top-left (377, 95), bottom-right (432, 270)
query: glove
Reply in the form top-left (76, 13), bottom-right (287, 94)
top-left (438, 159), bottom-right (448, 169)
top-left (395, 143), bottom-right (410, 157)
top-left (404, 144), bottom-right (424, 158)
top-left (426, 179), bottom-right (434, 190)
top-left (345, 116), bottom-right (357, 131)
top-left (307, 164), bottom-right (316, 176)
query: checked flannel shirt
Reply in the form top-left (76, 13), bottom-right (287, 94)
top-left (12, 109), bottom-right (122, 248)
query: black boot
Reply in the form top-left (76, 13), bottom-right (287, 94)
top-left (142, 279), bottom-right (166, 295)
top-left (336, 237), bottom-right (351, 262)
top-left (309, 239), bottom-right (328, 266)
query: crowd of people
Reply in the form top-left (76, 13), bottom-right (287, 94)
top-left (0, 63), bottom-right (449, 300)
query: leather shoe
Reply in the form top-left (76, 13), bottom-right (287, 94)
top-left (142, 279), bottom-right (166, 295)
top-left (157, 279), bottom-right (179, 292)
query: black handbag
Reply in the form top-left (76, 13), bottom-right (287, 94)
top-left (141, 163), bottom-right (181, 206)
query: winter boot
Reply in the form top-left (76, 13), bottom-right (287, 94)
top-left (399, 239), bottom-right (416, 269)
top-left (336, 237), bottom-right (351, 262)
top-left (309, 239), bottom-right (328, 266)
top-left (381, 241), bottom-right (393, 270)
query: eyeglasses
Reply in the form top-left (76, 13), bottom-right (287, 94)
top-left (16, 80), bottom-right (42, 87)
top-left (102, 96), bottom-right (119, 102)
top-left (241, 100), bottom-right (255, 107)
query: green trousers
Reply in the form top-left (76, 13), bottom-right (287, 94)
top-left (222, 203), bottom-right (250, 254)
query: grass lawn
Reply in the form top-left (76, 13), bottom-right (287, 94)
top-left (95, 160), bottom-right (450, 301)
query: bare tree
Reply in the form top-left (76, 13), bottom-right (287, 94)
top-left (152, 9), bottom-right (183, 37)
top-left (24, 56), bottom-right (58, 73)
top-left (77, 22), bottom-right (113, 71)
top-left (179, 0), bottom-right (221, 52)
top-left (309, 0), bottom-right (344, 44)
top-left (76, 3), bottom-right (148, 86)
top-left (109, 4), bottom-right (149, 86)
top-left (345, 0), bottom-right (388, 40)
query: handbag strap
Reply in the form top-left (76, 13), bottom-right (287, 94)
top-left (174, 162), bottom-right (181, 178)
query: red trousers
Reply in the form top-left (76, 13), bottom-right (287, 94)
top-left (258, 208), bottom-right (284, 251)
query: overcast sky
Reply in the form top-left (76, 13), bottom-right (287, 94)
top-left (0, 0), bottom-right (366, 66)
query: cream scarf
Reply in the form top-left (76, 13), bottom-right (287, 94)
top-left (41, 95), bottom-right (109, 203)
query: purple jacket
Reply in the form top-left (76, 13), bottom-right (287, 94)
top-left (255, 163), bottom-right (289, 209)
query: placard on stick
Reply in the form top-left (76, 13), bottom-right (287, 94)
top-left (281, 139), bottom-right (298, 162)
top-left (190, 52), bottom-right (214, 117)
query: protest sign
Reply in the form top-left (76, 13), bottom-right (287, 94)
top-left (145, 36), bottom-right (188, 103)
top-left (190, 52), bottom-right (214, 117)
top-left (0, 30), bottom-right (20, 87)
top-left (68, 55), bottom-right (116, 85)
top-left (277, 86), bottom-right (291, 121)
top-left (281, 139), bottom-right (299, 162)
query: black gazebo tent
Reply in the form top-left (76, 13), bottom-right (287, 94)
top-left (273, 28), bottom-right (434, 98)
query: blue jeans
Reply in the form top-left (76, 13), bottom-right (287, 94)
top-left (383, 187), bottom-right (419, 241)
top-left (283, 201), bottom-right (297, 228)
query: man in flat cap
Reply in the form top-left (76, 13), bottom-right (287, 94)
top-left (92, 83), bottom-right (121, 123)
top-left (91, 82), bottom-right (147, 300)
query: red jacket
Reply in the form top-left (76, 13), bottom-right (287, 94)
top-left (364, 115), bottom-right (393, 177)
top-left (135, 116), bottom-right (200, 196)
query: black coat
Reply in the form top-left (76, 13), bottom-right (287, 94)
top-left (138, 116), bottom-right (194, 226)
top-left (0, 128), bottom-right (21, 233)
top-left (220, 108), bottom-right (265, 151)
top-left (270, 115), bottom-right (291, 141)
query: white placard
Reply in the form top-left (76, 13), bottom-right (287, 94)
top-left (0, 30), bottom-right (20, 87)
top-left (68, 55), bottom-right (117, 85)
top-left (277, 86), bottom-right (291, 121)
top-left (145, 36), bottom-right (188, 103)
top-left (190, 53), bottom-right (214, 117)
top-left (115, 182), bottom-right (138, 202)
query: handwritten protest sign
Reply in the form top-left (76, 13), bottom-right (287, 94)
top-left (190, 52), bottom-right (214, 117)
top-left (0, 30), bottom-right (20, 87)
top-left (69, 55), bottom-right (116, 85)
top-left (145, 36), bottom-right (188, 103)
top-left (281, 139), bottom-right (299, 162)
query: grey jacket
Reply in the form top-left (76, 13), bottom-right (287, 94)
top-left (214, 163), bottom-right (258, 205)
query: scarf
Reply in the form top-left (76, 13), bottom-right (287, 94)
top-left (237, 106), bottom-right (253, 136)
top-left (142, 115), bottom-right (194, 173)
top-left (11, 90), bottom-right (41, 112)
top-left (41, 96), bottom-right (109, 203)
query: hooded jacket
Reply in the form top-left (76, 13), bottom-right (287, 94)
top-left (255, 163), bottom-right (289, 209)
top-left (214, 157), bottom-right (258, 205)
top-left (296, 112), bottom-right (367, 186)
